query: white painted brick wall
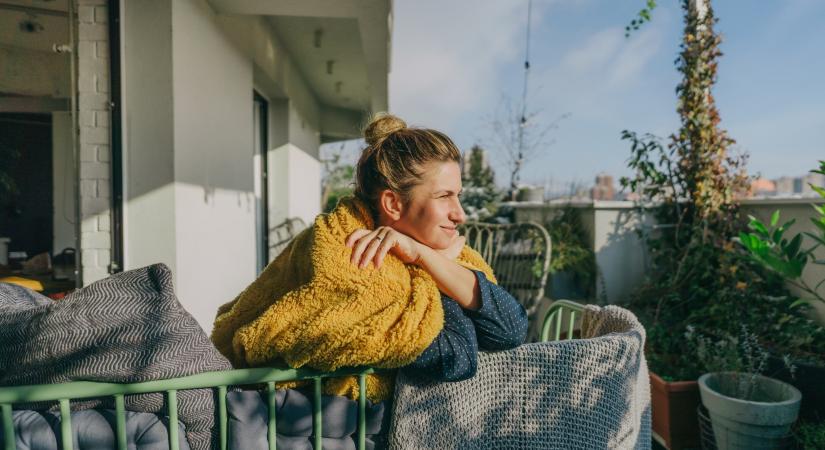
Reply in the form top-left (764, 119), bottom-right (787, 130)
top-left (77, 0), bottom-right (112, 284)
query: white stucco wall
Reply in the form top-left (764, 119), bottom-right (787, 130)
top-left (590, 203), bottom-right (649, 304)
top-left (269, 143), bottom-right (322, 230)
top-left (121, 0), bottom-right (177, 275)
top-left (170, 0), bottom-right (257, 331)
top-left (121, 0), bottom-right (325, 332)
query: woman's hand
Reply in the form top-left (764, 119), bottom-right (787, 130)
top-left (436, 234), bottom-right (466, 261)
top-left (346, 227), bottom-right (422, 269)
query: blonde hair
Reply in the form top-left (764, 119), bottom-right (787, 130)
top-left (354, 113), bottom-right (461, 216)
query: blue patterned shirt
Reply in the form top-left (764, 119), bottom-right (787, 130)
top-left (402, 270), bottom-right (528, 381)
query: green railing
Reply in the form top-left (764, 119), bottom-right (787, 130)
top-left (1, 299), bottom-right (586, 450)
top-left (0, 366), bottom-right (377, 450)
top-left (540, 299), bottom-right (585, 342)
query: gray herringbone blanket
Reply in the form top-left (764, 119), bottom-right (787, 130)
top-left (389, 304), bottom-right (651, 449)
top-left (0, 264), bottom-right (232, 450)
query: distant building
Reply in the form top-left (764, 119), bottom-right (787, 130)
top-left (774, 176), bottom-right (796, 196)
top-left (800, 172), bottom-right (825, 195)
top-left (591, 173), bottom-right (615, 200)
top-left (769, 173), bottom-right (824, 197)
top-left (750, 178), bottom-right (777, 197)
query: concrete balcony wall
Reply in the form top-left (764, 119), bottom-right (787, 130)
top-left (512, 201), bottom-right (649, 305)
top-left (512, 198), bottom-right (825, 324)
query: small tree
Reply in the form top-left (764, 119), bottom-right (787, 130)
top-left (489, 97), bottom-right (568, 199)
top-left (461, 145), bottom-right (501, 221)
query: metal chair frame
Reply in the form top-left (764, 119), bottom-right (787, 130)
top-left (459, 221), bottom-right (552, 320)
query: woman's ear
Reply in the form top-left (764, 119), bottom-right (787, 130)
top-left (378, 189), bottom-right (403, 221)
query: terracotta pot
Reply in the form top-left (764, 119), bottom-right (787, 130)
top-left (650, 371), bottom-right (700, 450)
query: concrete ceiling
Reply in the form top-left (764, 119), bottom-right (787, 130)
top-left (0, 0), bottom-right (70, 53)
top-left (0, 1), bottom-right (70, 99)
top-left (210, 0), bottom-right (391, 114)
top-left (266, 15), bottom-right (369, 111)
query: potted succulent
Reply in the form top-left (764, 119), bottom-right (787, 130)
top-left (688, 327), bottom-right (801, 449)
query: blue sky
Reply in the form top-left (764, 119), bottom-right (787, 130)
top-left (330, 0), bottom-right (824, 190)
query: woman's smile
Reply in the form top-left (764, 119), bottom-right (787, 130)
top-left (441, 225), bottom-right (458, 236)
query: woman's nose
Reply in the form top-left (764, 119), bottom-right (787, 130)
top-left (450, 199), bottom-right (466, 224)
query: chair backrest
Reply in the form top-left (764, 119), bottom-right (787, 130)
top-left (268, 217), bottom-right (307, 260)
top-left (459, 221), bottom-right (551, 319)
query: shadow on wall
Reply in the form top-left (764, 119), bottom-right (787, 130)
top-left (597, 208), bottom-right (649, 304)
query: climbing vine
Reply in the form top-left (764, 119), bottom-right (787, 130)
top-left (621, 0), bottom-right (825, 379)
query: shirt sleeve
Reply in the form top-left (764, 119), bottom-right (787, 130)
top-left (466, 270), bottom-right (528, 351)
top-left (401, 296), bottom-right (478, 382)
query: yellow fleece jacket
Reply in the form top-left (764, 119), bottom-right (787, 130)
top-left (211, 196), bottom-right (495, 401)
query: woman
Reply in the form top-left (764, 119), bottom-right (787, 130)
top-left (347, 113), bottom-right (528, 381)
top-left (211, 113), bottom-right (526, 401)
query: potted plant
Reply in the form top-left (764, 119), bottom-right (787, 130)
top-left (688, 327), bottom-right (801, 449)
top-left (736, 159), bottom-right (825, 422)
top-left (737, 160), bottom-right (825, 309)
top-left (542, 205), bottom-right (596, 300)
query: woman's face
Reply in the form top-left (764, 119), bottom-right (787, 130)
top-left (390, 161), bottom-right (467, 249)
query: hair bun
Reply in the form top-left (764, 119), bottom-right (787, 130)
top-left (364, 113), bottom-right (406, 147)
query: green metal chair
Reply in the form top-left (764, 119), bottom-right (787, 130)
top-left (1, 367), bottom-right (379, 450)
top-left (540, 299), bottom-right (585, 342)
top-left (459, 221), bottom-right (552, 322)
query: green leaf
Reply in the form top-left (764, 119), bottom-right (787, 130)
top-left (770, 210), bottom-right (780, 227)
top-left (748, 218), bottom-right (769, 237)
top-left (789, 298), bottom-right (810, 308)
top-left (810, 184), bottom-right (825, 199)
top-left (786, 234), bottom-right (802, 258)
top-left (811, 160), bottom-right (825, 176)
top-left (772, 227), bottom-right (784, 245)
top-left (735, 232), bottom-right (748, 246)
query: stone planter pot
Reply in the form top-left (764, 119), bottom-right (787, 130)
top-left (698, 372), bottom-right (801, 450)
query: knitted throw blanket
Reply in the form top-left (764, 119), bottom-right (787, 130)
top-left (388, 304), bottom-right (651, 449)
top-left (211, 196), bottom-right (495, 401)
